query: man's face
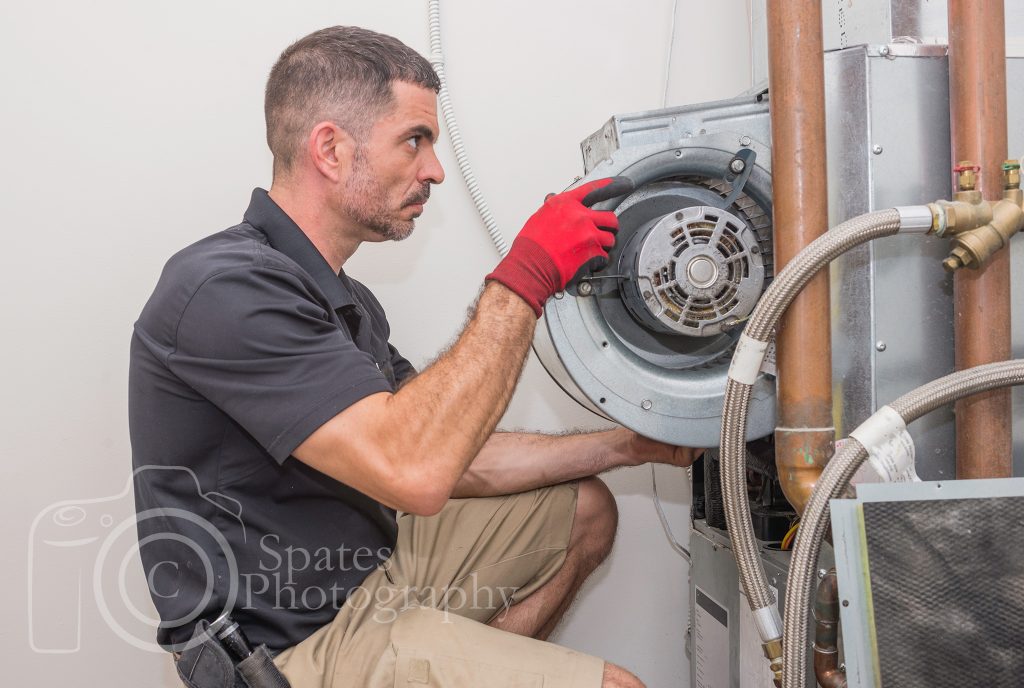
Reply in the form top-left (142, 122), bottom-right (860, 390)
top-left (339, 82), bottom-right (445, 242)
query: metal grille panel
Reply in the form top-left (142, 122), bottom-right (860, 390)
top-left (862, 496), bottom-right (1024, 686)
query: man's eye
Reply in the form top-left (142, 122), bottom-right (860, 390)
top-left (406, 136), bottom-right (420, 150)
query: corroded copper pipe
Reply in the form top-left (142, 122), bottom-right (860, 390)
top-left (813, 569), bottom-right (848, 688)
top-left (767, 0), bottom-right (833, 515)
top-left (948, 0), bottom-right (1013, 479)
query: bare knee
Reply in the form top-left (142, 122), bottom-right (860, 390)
top-left (570, 477), bottom-right (618, 566)
top-left (602, 662), bottom-right (645, 688)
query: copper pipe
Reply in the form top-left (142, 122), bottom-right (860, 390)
top-left (767, 0), bottom-right (833, 515)
top-left (948, 0), bottom-right (1013, 479)
top-left (813, 569), bottom-right (847, 688)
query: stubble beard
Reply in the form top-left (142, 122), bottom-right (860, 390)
top-left (343, 149), bottom-right (430, 242)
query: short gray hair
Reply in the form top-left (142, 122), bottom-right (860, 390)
top-left (265, 26), bottom-right (440, 175)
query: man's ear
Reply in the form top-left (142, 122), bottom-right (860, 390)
top-left (307, 121), bottom-right (356, 183)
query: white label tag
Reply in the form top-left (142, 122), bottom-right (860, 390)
top-left (694, 587), bottom-right (729, 688)
top-left (870, 429), bottom-right (919, 482)
top-left (729, 334), bottom-right (770, 385)
top-left (849, 406), bottom-right (921, 484)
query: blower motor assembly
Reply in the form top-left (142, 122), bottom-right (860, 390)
top-left (534, 93), bottom-right (779, 447)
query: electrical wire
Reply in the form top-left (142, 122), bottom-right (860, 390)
top-left (663, 0), bottom-right (680, 107)
top-left (427, 0), bottom-right (509, 256)
top-left (779, 521), bottom-right (799, 551)
top-left (651, 464), bottom-right (691, 561)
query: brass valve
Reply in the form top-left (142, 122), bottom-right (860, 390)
top-left (929, 159), bottom-right (1024, 272)
top-left (954, 160), bottom-right (980, 191)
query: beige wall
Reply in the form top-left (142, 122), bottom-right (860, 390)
top-left (1, 1), bottom-right (752, 685)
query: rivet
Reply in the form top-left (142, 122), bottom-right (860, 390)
top-left (641, 399), bottom-right (653, 410)
top-left (872, 144), bottom-right (884, 155)
top-left (875, 341), bottom-right (887, 352)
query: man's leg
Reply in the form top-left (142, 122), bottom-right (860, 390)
top-left (488, 476), bottom-right (618, 640)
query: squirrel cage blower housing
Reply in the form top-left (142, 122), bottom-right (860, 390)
top-left (534, 93), bottom-right (778, 447)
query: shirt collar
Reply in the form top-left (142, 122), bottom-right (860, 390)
top-left (243, 188), bottom-right (355, 311)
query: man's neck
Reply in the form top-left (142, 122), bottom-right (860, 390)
top-left (268, 183), bottom-right (362, 274)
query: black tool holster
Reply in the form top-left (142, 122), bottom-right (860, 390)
top-left (175, 620), bottom-right (290, 688)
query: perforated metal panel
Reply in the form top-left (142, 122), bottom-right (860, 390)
top-left (863, 496), bottom-right (1024, 686)
top-left (832, 479), bottom-right (1024, 688)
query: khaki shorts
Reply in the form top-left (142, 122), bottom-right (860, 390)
top-left (273, 481), bottom-right (605, 688)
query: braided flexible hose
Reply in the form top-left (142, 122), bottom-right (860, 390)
top-left (721, 209), bottom-right (902, 621)
top-left (783, 360), bottom-right (1024, 688)
top-left (427, 0), bottom-right (509, 256)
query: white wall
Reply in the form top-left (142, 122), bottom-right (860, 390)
top-left (1, 2), bottom-right (752, 685)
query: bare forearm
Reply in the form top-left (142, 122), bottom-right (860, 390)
top-left (452, 427), bottom-right (642, 498)
top-left (382, 282), bottom-right (535, 498)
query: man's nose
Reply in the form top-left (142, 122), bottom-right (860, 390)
top-left (420, 145), bottom-right (445, 185)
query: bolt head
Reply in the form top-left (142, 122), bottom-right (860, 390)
top-left (554, 291), bottom-right (564, 300)
top-left (578, 282), bottom-right (593, 296)
top-left (739, 135), bottom-right (752, 147)
top-left (879, 45), bottom-right (891, 56)
top-left (730, 159), bottom-right (746, 174)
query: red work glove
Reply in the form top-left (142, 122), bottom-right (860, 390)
top-left (486, 177), bottom-right (631, 317)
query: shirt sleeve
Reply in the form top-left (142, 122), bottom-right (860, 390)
top-left (166, 266), bottom-right (392, 462)
top-left (388, 343), bottom-right (417, 387)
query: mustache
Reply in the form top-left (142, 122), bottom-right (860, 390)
top-left (403, 184), bottom-right (431, 206)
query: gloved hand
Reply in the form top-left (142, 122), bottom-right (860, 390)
top-left (486, 177), bottom-right (630, 317)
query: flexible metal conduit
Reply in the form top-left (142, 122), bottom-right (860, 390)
top-left (427, 0), bottom-right (509, 256)
top-left (782, 359), bottom-right (1024, 688)
top-left (720, 207), bottom-right (932, 679)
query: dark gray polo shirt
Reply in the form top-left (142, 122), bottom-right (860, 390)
top-left (129, 188), bottom-right (415, 652)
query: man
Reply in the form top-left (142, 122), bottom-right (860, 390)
top-left (130, 25), bottom-right (698, 688)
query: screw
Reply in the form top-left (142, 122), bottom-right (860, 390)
top-left (817, 568), bottom-right (827, 580)
top-left (842, 599), bottom-right (850, 607)
top-left (872, 144), bottom-right (884, 155)
top-left (730, 158), bottom-right (746, 174)
top-left (641, 399), bottom-right (653, 410)
top-left (879, 45), bottom-right (891, 57)
top-left (839, 663), bottom-right (846, 672)
top-left (554, 291), bottom-right (564, 300)
top-left (578, 281), bottom-right (593, 296)
top-left (875, 341), bottom-right (887, 352)
top-left (739, 135), bottom-right (752, 147)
